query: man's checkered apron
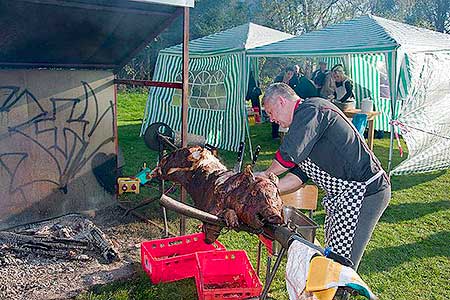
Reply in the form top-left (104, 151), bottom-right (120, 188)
top-left (298, 158), bottom-right (382, 259)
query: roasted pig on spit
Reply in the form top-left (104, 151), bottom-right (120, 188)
top-left (153, 146), bottom-right (283, 243)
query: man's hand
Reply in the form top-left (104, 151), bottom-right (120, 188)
top-left (278, 173), bottom-right (304, 195)
top-left (254, 159), bottom-right (289, 179)
top-left (254, 171), bottom-right (269, 178)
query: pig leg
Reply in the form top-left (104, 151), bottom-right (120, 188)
top-left (202, 206), bottom-right (224, 244)
top-left (223, 209), bottom-right (239, 228)
top-left (202, 223), bottom-right (222, 244)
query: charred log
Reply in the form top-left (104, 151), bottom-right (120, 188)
top-left (0, 214), bottom-right (119, 263)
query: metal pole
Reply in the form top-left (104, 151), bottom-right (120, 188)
top-left (260, 248), bottom-right (287, 300)
top-left (114, 79), bottom-right (182, 89)
top-left (387, 50), bottom-right (397, 175)
top-left (256, 241), bottom-right (262, 276)
top-left (180, 6), bottom-right (189, 235)
top-left (388, 125), bottom-right (395, 174)
top-left (159, 144), bottom-right (169, 237)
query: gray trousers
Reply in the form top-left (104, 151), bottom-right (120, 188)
top-left (350, 187), bottom-right (391, 269)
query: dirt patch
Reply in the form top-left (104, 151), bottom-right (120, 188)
top-left (0, 205), bottom-right (164, 300)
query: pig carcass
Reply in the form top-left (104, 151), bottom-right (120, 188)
top-left (154, 146), bottom-right (283, 243)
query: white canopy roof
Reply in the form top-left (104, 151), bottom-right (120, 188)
top-left (247, 15), bottom-right (450, 57)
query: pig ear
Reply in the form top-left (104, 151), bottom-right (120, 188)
top-left (267, 172), bottom-right (279, 186)
top-left (243, 165), bottom-right (255, 181)
top-left (243, 164), bottom-right (253, 175)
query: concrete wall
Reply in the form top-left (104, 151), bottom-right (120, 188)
top-left (0, 69), bottom-right (116, 229)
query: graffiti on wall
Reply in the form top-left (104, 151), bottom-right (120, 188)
top-left (0, 81), bottom-right (114, 203)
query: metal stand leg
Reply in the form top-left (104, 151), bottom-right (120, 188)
top-left (159, 178), bottom-right (169, 237)
top-left (260, 247), bottom-right (287, 300)
top-left (265, 256), bottom-right (272, 286)
top-left (256, 241), bottom-right (262, 276)
top-left (158, 147), bottom-right (169, 238)
top-left (162, 208), bottom-right (169, 237)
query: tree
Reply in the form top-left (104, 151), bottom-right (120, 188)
top-left (118, 0), bottom-right (450, 83)
top-left (252, 0), bottom-right (372, 35)
top-left (119, 0), bottom-right (252, 82)
top-left (407, 0), bottom-right (450, 33)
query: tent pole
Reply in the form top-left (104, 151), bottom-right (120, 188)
top-left (244, 55), bottom-right (253, 160)
top-left (388, 125), bottom-right (394, 174)
top-left (387, 50), bottom-right (397, 175)
top-left (180, 6), bottom-right (189, 235)
top-left (245, 115), bottom-right (253, 161)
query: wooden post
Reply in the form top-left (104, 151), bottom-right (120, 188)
top-left (180, 6), bottom-right (189, 235)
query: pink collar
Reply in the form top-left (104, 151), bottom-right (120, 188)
top-left (294, 98), bottom-right (302, 110)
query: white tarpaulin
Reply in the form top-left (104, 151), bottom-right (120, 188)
top-left (391, 52), bottom-right (450, 175)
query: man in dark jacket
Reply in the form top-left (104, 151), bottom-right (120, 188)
top-left (258, 83), bottom-right (391, 275)
top-left (311, 61), bottom-right (329, 93)
top-left (295, 75), bottom-right (318, 99)
top-left (246, 71), bottom-right (262, 113)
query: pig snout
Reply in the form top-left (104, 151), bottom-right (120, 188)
top-left (266, 214), bottom-right (283, 224)
top-left (260, 207), bottom-right (283, 224)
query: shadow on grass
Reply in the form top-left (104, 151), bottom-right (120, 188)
top-left (380, 199), bottom-right (450, 223)
top-left (360, 231), bottom-right (450, 275)
top-left (81, 272), bottom-right (197, 300)
top-left (390, 170), bottom-right (447, 192)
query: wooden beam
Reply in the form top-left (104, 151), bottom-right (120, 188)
top-left (180, 6), bottom-right (190, 236)
top-left (19, 0), bottom-right (175, 16)
top-left (0, 62), bottom-right (116, 69)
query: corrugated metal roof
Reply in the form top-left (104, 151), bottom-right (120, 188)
top-left (161, 22), bottom-right (294, 56)
top-left (247, 15), bottom-right (450, 57)
top-left (133, 0), bottom-right (193, 7)
top-left (0, 0), bottom-right (191, 69)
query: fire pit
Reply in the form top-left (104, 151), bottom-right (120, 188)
top-left (0, 205), bottom-right (158, 300)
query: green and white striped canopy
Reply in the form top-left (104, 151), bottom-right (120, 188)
top-left (161, 23), bottom-right (293, 56)
top-left (141, 23), bottom-right (293, 151)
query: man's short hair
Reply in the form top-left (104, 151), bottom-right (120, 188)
top-left (319, 61), bottom-right (327, 65)
top-left (263, 83), bottom-right (298, 106)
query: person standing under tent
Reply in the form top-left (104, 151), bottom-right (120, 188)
top-left (257, 83), bottom-right (391, 300)
top-left (272, 66), bottom-right (296, 139)
top-left (320, 71), bottom-right (336, 99)
top-left (246, 71), bottom-right (262, 122)
top-left (330, 64), bottom-right (355, 110)
top-left (311, 61), bottom-right (329, 94)
top-left (291, 65), bottom-right (318, 100)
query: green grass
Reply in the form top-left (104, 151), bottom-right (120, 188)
top-left (77, 92), bottom-right (450, 300)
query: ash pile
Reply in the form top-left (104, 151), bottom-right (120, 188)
top-left (0, 213), bottom-right (127, 300)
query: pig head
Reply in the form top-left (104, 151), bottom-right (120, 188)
top-left (154, 146), bottom-right (283, 243)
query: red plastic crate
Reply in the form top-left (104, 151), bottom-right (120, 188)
top-left (195, 250), bottom-right (263, 300)
top-left (141, 232), bottom-right (225, 284)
